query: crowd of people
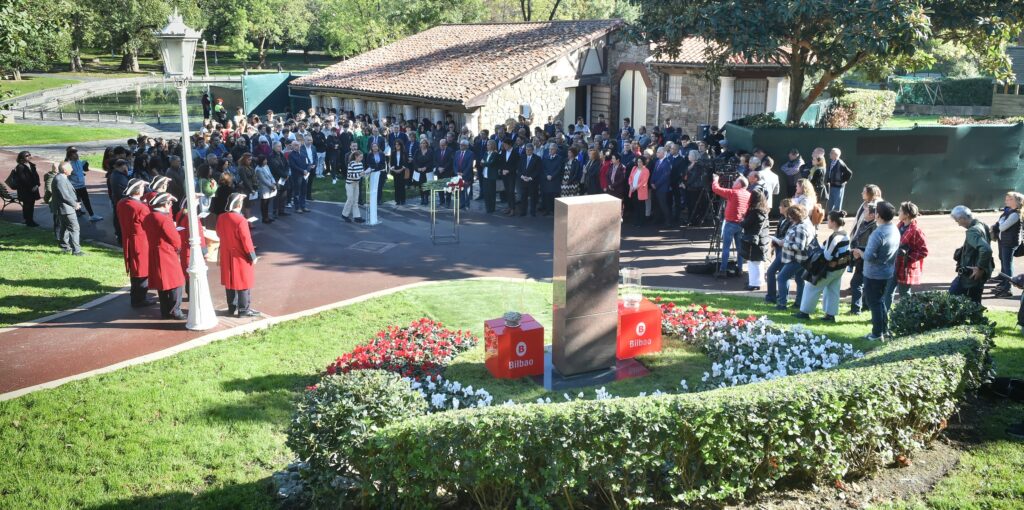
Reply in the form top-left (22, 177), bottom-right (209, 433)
top-left (5, 99), bottom-right (1023, 336)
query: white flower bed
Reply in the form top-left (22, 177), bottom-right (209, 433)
top-left (700, 317), bottom-right (862, 388)
top-left (405, 376), bottom-right (494, 412)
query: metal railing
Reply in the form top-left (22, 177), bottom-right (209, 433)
top-left (1, 75), bottom-right (242, 111)
top-left (6, 107), bottom-right (203, 127)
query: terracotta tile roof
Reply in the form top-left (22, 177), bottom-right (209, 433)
top-left (649, 37), bottom-right (784, 67)
top-left (291, 19), bottom-right (624, 105)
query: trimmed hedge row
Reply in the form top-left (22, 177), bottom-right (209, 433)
top-left (351, 327), bottom-right (991, 508)
top-left (892, 77), bottom-right (994, 106)
top-left (833, 90), bottom-right (897, 128)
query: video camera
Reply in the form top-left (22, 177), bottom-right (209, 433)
top-left (703, 155), bottom-right (741, 188)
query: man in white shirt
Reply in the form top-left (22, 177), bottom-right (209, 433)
top-left (757, 156), bottom-right (780, 209)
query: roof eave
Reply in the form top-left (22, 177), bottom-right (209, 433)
top-left (288, 84), bottom-right (468, 109)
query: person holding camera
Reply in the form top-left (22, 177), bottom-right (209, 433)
top-left (886, 201), bottom-right (928, 309)
top-left (949, 205), bottom-right (993, 304)
top-left (711, 171), bottom-right (751, 278)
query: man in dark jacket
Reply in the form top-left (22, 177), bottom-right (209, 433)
top-left (107, 159), bottom-right (131, 245)
top-left (434, 139), bottom-right (454, 206)
top-left (540, 143), bottom-right (565, 216)
top-left (499, 139), bottom-right (519, 215)
top-left (517, 144), bottom-right (542, 217)
top-left (826, 147), bottom-right (853, 212)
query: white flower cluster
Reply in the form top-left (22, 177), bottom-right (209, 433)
top-left (699, 319), bottom-right (862, 388)
top-left (405, 376), bottom-right (494, 412)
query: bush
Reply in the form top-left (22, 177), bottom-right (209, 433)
top-left (325, 318), bottom-right (478, 380)
top-left (889, 291), bottom-right (990, 338)
top-left (938, 115), bottom-right (1024, 126)
top-left (286, 370), bottom-right (427, 505)
top-left (733, 112), bottom-right (784, 128)
top-left (351, 327), bottom-right (991, 508)
top-left (832, 89), bottom-right (897, 128)
top-left (892, 77), bottom-right (994, 106)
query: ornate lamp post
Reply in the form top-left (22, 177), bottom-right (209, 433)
top-left (154, 10), bottom-right (218, 331)
top-left (201, 38), bottom-right (209, 78)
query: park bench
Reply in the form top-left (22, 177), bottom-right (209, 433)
top-left (0, 183), bottom-right (18, 212)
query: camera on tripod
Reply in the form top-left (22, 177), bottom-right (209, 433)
top-left (703, 156), bottom-right (741, 188)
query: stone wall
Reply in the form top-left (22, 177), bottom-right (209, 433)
top-left (658, 69), bottom-right (720, 137)
top-left (479, 55), bottom-right (573, 134)
top-left (605, 37), bottom-right (659, 131)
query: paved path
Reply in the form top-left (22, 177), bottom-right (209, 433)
top-left (0, 165), bottom-right (1014, 395)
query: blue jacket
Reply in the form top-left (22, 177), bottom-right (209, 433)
top-left (651, 157), bottom-right (672, 193)
top-left (863, 222), bottom-right (900, 280)
top-left (542, 153), bottom-right (565, 193)
top-left (453, 149), bottom-right (475, 182)
top-left (68, 159), bottom-right (88, 189)
top-left (287, 150), bottom-right (310, 177)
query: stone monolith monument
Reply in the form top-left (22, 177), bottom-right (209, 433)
top-left (552, 195), bottom-right (621, 376)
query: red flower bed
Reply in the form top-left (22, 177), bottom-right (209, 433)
top-left (655, 299), bottom-right (756, 345)
top-left (325, 318), bottom-right (478, 380)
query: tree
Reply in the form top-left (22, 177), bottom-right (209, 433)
top-left (0, 0), bottom-right (71, 79)
top-left (632, 0), bottom-right (1024, 124)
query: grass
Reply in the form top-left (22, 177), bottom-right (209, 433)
top-left (0, 279), bottom-right (1020, 508)
top-left (310, 174), bottom-right (397, 204)
top-left (884, 115), bottom-right (945, 128)
top-left (0, 220), bottom-right (126, 327)
top-left (0, 76), bottom-right (78, 98)
top-left (0, 124), bottom-right (139, 147)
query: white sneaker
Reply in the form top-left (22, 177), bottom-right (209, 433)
top-left (89, 215), bottom-right (103, 222)
top-left (332, 178), bottom-right (337, 185)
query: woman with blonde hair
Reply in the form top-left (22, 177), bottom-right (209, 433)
top-left (792, 178), bottom-right (817, 210)
top-left (993, 191), bottom-right (1024, 297)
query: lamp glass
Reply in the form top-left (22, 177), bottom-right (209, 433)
top-left (154, 11), bottom-right (201, 80)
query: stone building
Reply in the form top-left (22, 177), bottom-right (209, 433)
top-left (289, 20), bottom-right (790, 137)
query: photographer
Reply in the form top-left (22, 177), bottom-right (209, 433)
top-left (711, 171), bottom-right (750, 278)
top-left (949, 205), bottom-right (993, 304)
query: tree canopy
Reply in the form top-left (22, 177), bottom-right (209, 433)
top-left (632, 0), bottom-right (1024, 124)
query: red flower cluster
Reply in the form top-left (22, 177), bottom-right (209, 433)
top-left (658, 301), bottom-right (756, 345)
top-left (325, 318), bottom-right (478, 380)
top-left (446, 178), bottom-right (467, 191)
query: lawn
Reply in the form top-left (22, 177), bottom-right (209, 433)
top-left (1, 278), bottom-right (1020, 509)
top-left (0, 220), bottom-right (126, 327)
top-left (884, 115), bottom-right (945, 128)
top-left (0, 124), bottom-right (139, 147)
top-left (0, 76), bottom-right (78, 98)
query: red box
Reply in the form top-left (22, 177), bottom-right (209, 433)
top-left (484, 314), bottom-right (545, 379)
top-left (616, 298), bottom-right (662, 359)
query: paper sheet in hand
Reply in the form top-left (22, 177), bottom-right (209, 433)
top-left (413, 171), bottom-right (422, 181)
top-left (176, 226), bottom-right (186, 231)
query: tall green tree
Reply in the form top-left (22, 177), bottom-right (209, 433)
top-left (0, 0), bottom-right (71, 79)
top-left (632, 0), bottom-right (1024, 124)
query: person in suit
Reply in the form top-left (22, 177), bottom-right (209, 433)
top-left (299, 136), bottom-right (319, 202)
top-left (287, 140), bottom-right (311, 213)
top-left (517, 144), bottom-right (542, 216)
top-left (413, 139), bottom-right (434, 205)
top-left (499, 139), bottom-right (519, 215)
top-left (117, 178), bottom-right (155, 307)
top-left (541, 143), bottom-right (565, 216)
top-left (454, 139), bottom-right (475, 210)
top-left (478, 140), bottom-right (499, 213)
top-left (389, 139), bottom-right (409, 206)
top-left (9, 151), bottom-right (41, 227)
top-left (668, 143), bottom-right (686, 223)
top-left (325, 127), bottom-right (342, 182)
top-left (826, 147), bottom-right (853, 211)
top-left (143, 192), bottom-right (185, 320)
top-left (651, 147), bottom-right (673, 227)
top-left (583, 148), bottom-right (602, 195)
top-left (217, 193), bottom-right (260, 317)
top-left (605, 153), bottom-right (627, 202)
top-left (52, 161), bottom-right (84, 255)
top-left (434, 138), bottom-right (454, 207)
top-left (366, 142), bottom-right (387, 206)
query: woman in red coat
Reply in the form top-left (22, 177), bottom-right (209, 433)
top-left (216, 193), bottom-right (260, 317)
top-left (143, 193), bottom-right (185, 320)
top-left (891, 201), bottom-right (929, 305)
top-left (116, 178), bottom-right (154, 307)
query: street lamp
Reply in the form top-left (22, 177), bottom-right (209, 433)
top-left (201, 38), bottom-right (209, 78)
top-left (212, 34), bottom-right (218, 64)
top-left (154, 10), bottom-right (218, 331)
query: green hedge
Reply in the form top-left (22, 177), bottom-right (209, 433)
top-left (892, 77), bottom-right (994, 106)
top-left (835, 90), bottom-right (897, 128)
top-left (351, 327), bottom-right (991, 508)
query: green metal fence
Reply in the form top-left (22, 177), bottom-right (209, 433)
top-left (724, 122), bottom-right (1024, 211)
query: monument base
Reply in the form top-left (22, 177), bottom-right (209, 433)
top-left (531, 345), bottom-right (650, 391)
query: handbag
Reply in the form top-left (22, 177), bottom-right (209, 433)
top-left (1014, 219), bottom-right (1024, 257)
top-left (4, 168), bottom-right (17, 189)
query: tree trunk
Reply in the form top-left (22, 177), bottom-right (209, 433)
top-left (547, 0), bottom-right (561, 20)
top-left (12, 69), bottom-right (22, 80)
top-left (118, 50), bottom-right (139, 73)
top-left (70, 51), bottom-right (83, 73)
top-left (786, 46), bottom-right (806, 125)
top-left (257, 37), bottom-right (267, 69)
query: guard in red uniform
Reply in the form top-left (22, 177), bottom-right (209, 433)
top-left (143, 192), bottom-right (186, 320)
top-left (116, 178), bottom-right (156, 307)
top-left (216, 193), bottom-right (260, 317)
top-left (174, 203), bottom-right (207, 299)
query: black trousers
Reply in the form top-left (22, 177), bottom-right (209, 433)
top-left (631, 195), bottom-right (646, 226)
top-left (502, 173), bottom-right (516, 210)
top-left (325, 152), bottom-right (337, 178)
top-left (377, 172), bottom-right (387, 204)
top-left (305, 171), bottom-right (315, 201)
top-left (542, 191), bottom-right (558, 215)
top-left (129, 276), bottom-right (150, 306)
top-left (654, 190), bottom-right (672, 226)
top-left (670, 185), bottom-right (682, 222)
top-left (110, 200), bottom-right (122, 244)
top-left (481, 178), bottom-right (497, 213)
top-left (74, 187), bottom-right (94, 216)
top-left (275, 179), bottom-right (290, 215)
top-left (158, 286), bottom-right (183, 318)
top-left (260, 197), bottom-right (272, 221)
top-left (686, 188), bottom-right (707, 225)
top-left (517, 181), bottom-right (539, 216)
top-left (393, 172), bottom-right (407, 205)
top-left (226, 288), bottom-right (251, 314)
top-left (20, 197), bottom-right (36, 225)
